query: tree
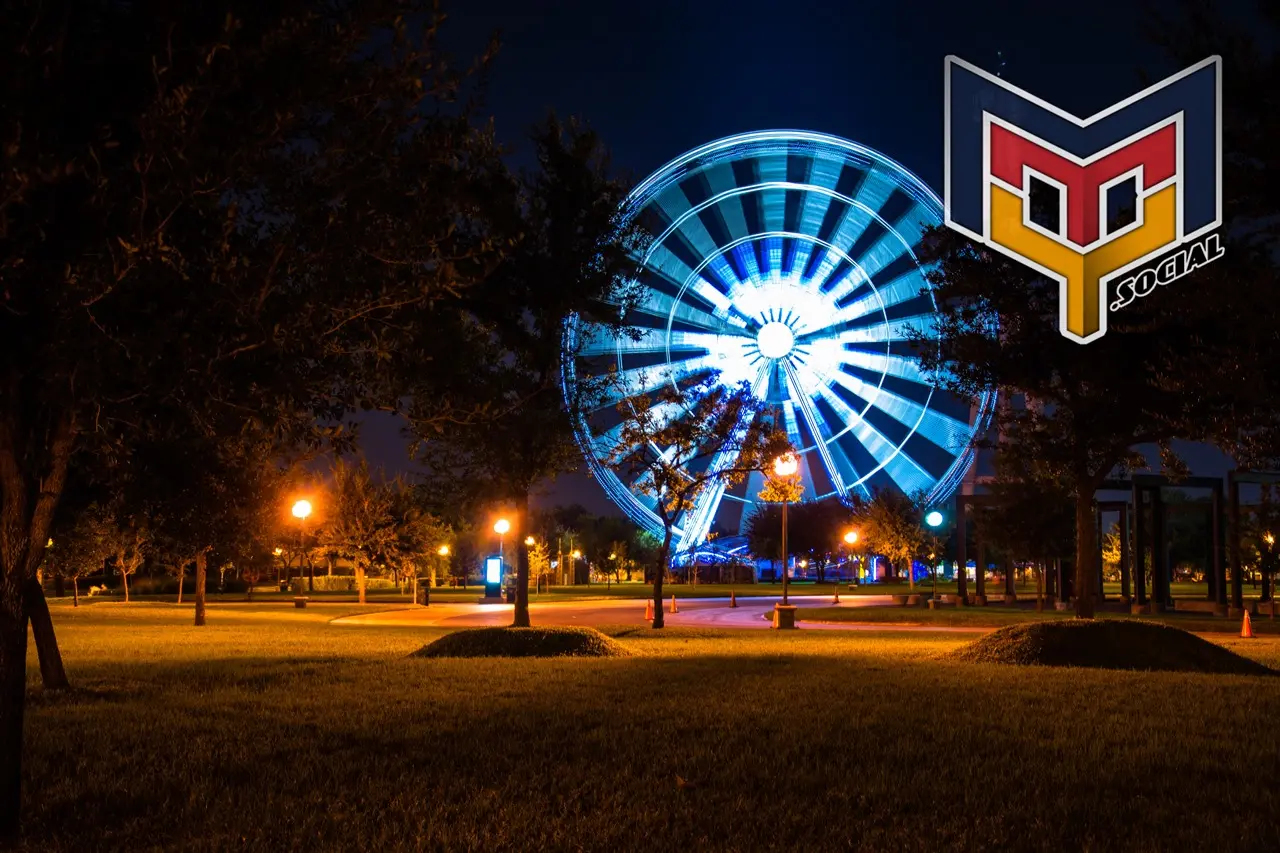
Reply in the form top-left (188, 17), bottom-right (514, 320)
top-left (0, 2), bottom-right (513, 836)
top-left (600, 372), bottom-right (790, 628)
top-left (849, 490), bottom-right (928, 590)
top-left (321, 459), bottom-right (397, 605)
top-left (748, 498), bottom-right (850, 582)
top-left (385, 486), bottom-right (449, 594)
top-left (47, 505), bottom-right (116, 607)
top-left (411, 117), bottom-right (644, 627)
top-left (972, 453), bottom-right (1076, 610)
top-left (111, 521), bottom-right (150, 604)
top-left (913, 213), bottom-right (1206, 618)
top-left (916, 5), bottom-right (1280, 620)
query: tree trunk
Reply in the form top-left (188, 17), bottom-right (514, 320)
top-left (1074, 481), bottom-right (1098, 618)
top-left (24, 580), bottom-right (68, 689)
top-left (176, 565), bottom-right (184, 605)
top-left (513, 491), bottom-right (531, 627)
top-left (72, 576), bottom-right (79, 607)
top-left (121, 568), bottom-right (130, 603)
top-left (53, 572), bottom-right (64, 598)
top-left (193, 551), bottom-right (208, 627)
top-left (355, 561), bottom-right (367, 604)
top-left (0, 580), bottom-right (26, 843)
top-left (653, 525), bottom-right (673, 629)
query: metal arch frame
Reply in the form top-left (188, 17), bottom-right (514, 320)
top-left (562, 129), bottom-right (998, 550)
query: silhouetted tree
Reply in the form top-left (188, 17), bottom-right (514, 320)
top-left (601, 372), bottom-right (790, 628)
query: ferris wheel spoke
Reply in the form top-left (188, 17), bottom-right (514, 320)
top-left (674, 360), bottom-right (770, 550)
top-left (782, 360), bottom-right (848, 498)
top-left (828, 274), bottom-right (929, 328)
top-left (821, 365), bottom-right (957, 482)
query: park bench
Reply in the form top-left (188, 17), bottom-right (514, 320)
top-left (294, 596), bottom-right (309, 609)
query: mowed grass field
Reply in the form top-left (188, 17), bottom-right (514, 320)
top-left (15, 601), bottom-right (1280, 852)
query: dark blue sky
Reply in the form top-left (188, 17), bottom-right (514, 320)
top-left (360, 0), bottom-right (1247, 510)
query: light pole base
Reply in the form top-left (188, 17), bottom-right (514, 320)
top-left (772, 604), bottom-right (798, 629)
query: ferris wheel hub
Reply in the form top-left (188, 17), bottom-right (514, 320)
top-left (755, 322), bottom-right (796, 359)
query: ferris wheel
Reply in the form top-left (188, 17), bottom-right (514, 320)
top-left (562, 130), bottom-right (995, 555)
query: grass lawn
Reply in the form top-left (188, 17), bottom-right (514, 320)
top-left (14, 602), bottom-right (1280, 851)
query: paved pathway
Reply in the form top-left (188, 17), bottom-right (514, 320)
top-left (331, 594), bottom-right (989, 633)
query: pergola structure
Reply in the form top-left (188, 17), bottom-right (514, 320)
top-left (952, 475), bottom-right (1229, 611)
top-left (1100, 475), bottom-right (1225, 614)
top-left (1228, 469), bottom-right (1280, 613)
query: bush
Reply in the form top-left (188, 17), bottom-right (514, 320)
top-left (412, 627), bottom-right (631, 659)
top-left (950, 619), bottom-right (1275, 675)
top-left (297, 575), bottom-right (401, 592)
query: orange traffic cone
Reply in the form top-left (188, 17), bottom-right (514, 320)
top-left (645, 599), bottom-right (654, 622)
top-left (1241, 610), bottom-right (1255, 638)
top-left (833, 586), bottom-right (840, 604)
top-left (670, 594), bottom-right (678, 613)
top-left (729, 591), bottom-right (738, 608)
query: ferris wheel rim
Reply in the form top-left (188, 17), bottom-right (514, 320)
top-left (563, 129), bottom-right (996, 551)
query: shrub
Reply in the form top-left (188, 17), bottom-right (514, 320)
top-left (412, 627), bottom-right (631, 659)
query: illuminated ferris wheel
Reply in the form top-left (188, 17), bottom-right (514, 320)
top-left (562, 130), bottom-right (995, 554)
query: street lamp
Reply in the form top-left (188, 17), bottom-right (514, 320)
top-left (292, 499), bottom-right (314, 592)
top-left (774, 454), bottom-right (799, 606)
top-left (494, 518), bottom-right (510, 580)
top-left (925, 510), bottom-right (944, 528)
top-left (843, 530), bottom-right (858, 583)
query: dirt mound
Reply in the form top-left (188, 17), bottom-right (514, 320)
top-left (412, 626), bottom-right (631, 659)
top-left (950, 619), bottom-right (1273, 675)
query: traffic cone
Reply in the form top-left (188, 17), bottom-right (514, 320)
top-left (1241, 610), bottom-right (1255, 638)
top-left (670, 594), bottom-right (678, 613)
top-left (645, 599), bottom-right (654, 622)
top-left (729, 591), bottom-right (738, 608)
top-left (833, 586), bottom-right (840, 604)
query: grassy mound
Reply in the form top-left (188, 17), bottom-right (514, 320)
top-left (413, 626), bottom-right (631, 659)
top-left (951, 619), bottom-right (1273, 675)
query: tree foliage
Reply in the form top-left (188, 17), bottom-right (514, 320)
top-left (412, 116), bottom-right (645, 626)
top-left (848, 489), bottom-right (929, 586)
top-left (600, 372), bottom-right (790, 627)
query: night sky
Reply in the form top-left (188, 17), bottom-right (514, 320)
top-left (358, 0), bottom-right (1248, 512)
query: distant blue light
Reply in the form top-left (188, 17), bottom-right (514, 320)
top-left (925, 510), bottom-right (945, 528)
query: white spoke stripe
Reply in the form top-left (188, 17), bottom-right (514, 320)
top-left (675, 362), bottom-right (769, 550)
top-left (782, 359), bottom-right (848, 497)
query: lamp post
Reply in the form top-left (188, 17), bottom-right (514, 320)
top-left (494, 518), bottom-right (510, 585)
top-left (844, 530), bottom-right (858, 585)
top-left (924, 509), bottom-right (945, 599)
top-left (292, 499), bottom-right (313, 592)
top-left (571, 549), bottom-right (582, 585)
top-left (525, 536), bottom-right (537, 592)
top-left (774, 454), bottom-right (799, 606)
top-left (437, 545), bottom-right (450, 590)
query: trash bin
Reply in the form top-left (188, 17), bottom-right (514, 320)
top-left (505, 587), bottom-right (516, 604)
top-left (279, 581), bottom-right (289, 593)
top-left (416, 586), bottom-right (430, 606)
